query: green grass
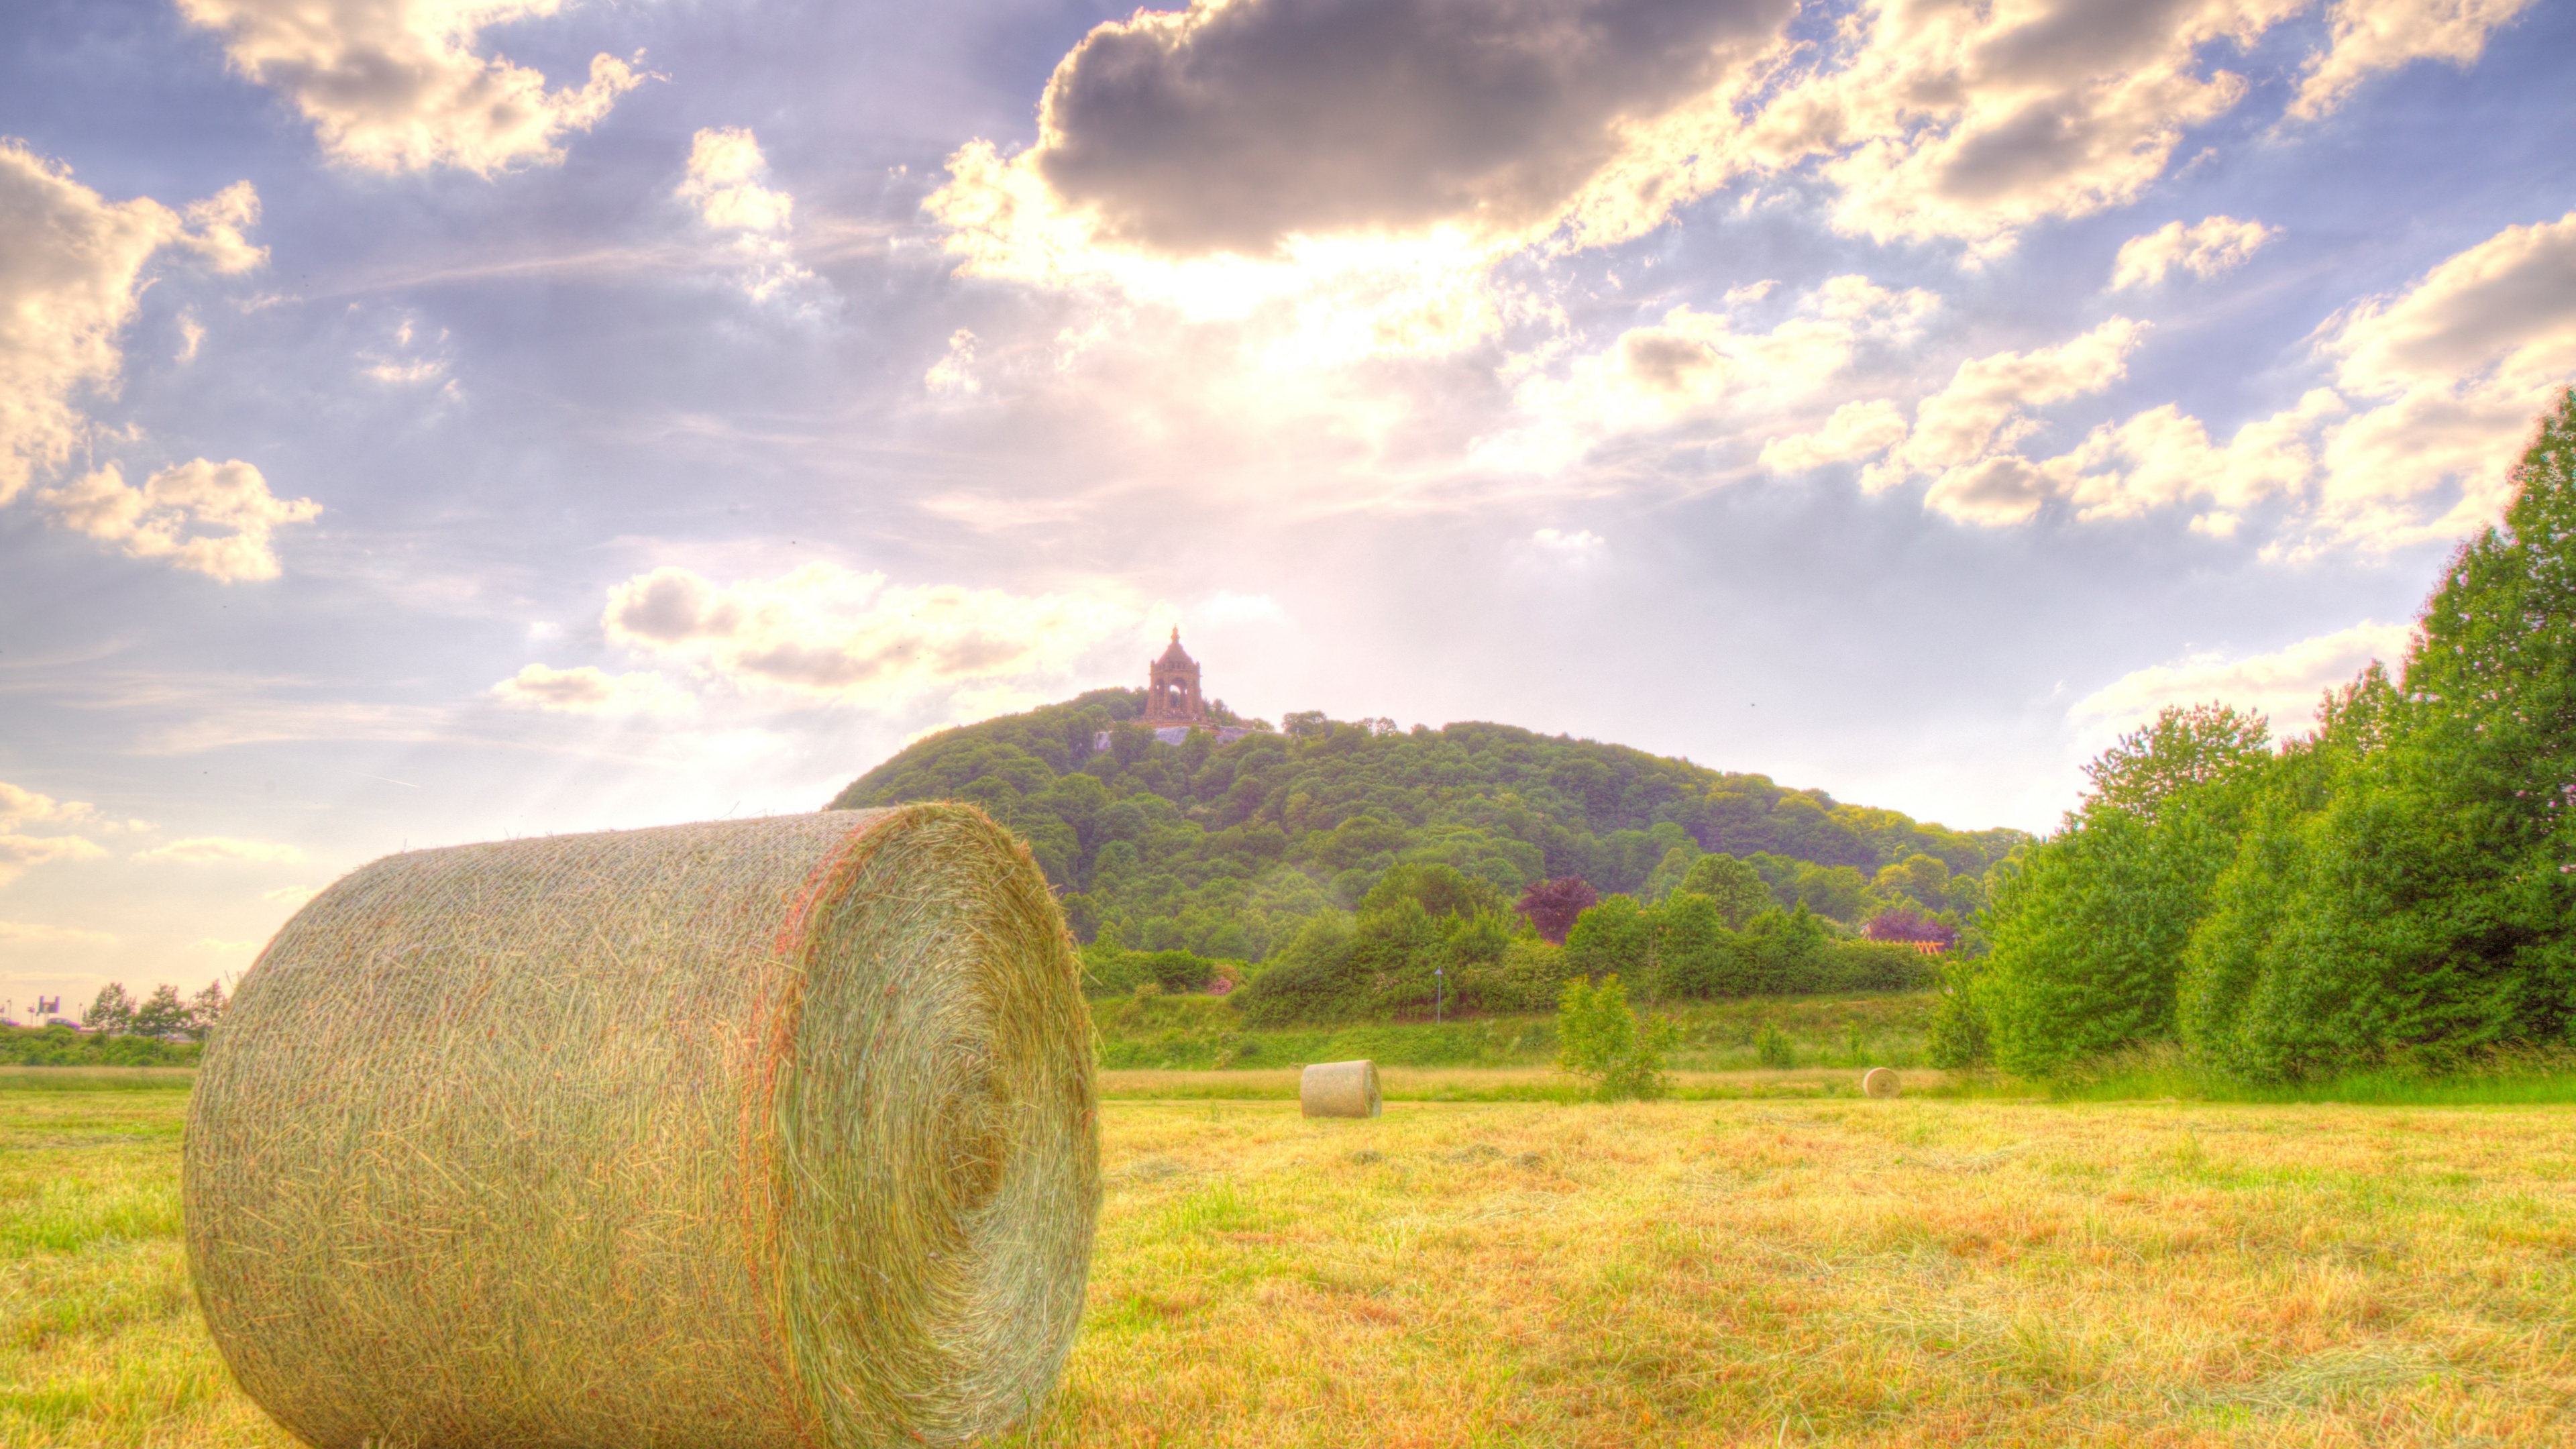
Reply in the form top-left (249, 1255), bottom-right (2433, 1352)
top-left (0, 1070), bottom-right (197, 1093)
top-left (1091, 990), bottom-right (1939, 1072)
top-left (2029, 1044), bottom-right (2576, 1107)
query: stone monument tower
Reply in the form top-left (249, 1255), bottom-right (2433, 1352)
top-left (1141, 629), bottom-right (1207, 727)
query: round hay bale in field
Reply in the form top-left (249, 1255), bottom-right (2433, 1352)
top-left (184, 806), bottom-right (1099, 1449)
top-left (1301, 1059), bottom-right (1382, 1118)
top-left (1862, 1067), bottom-right (1902, 1099)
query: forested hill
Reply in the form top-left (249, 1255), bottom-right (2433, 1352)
top-left (828, 689), bottom-right (2029, 961)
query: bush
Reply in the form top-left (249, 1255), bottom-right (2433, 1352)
top-left (1555, 975), bottom-right (1674, 1101)
top-left (1456, 937), bottom-right (1569, 1014)
top-left (0, 1024), bottom-right (200, 1067)
top-left (1078, 941), bottom-right (1230, 998)
top-left (1754, 1024), bottom-right (1796, 1069)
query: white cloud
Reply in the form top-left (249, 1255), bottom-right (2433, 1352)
top-left (0, 835), bottom-right (109, 886)
top-left (262, 885), bottom-right (320, 906)
top-left (1532, 527), bottom-right (1607, 559)
top-left (2290, 0), bottom-right (2540, 120)
top-left (489, 663), bottom-right (690, 715)
top-left (365, 358), bottom-right (446, 386)
top-left (0, 143), bottom-right (263, 508)
top-left (1492, 274), bottom-right (1939, 472)
top-left (1739, 0), bottom-right (2308, 257)
top-left (174, 0), bottom-right (644, 175)
top-left (676, 127), bottom-right (812, 300)
top-left (2048, 389), bottom-right (2345, 524)
top-left (1847, 317), bottom-right (2149, 518)
top-left (924, 329), bottom-right (979, 396)
top-left (1876, 212), bottom-right (2576, 547)
top-left (2110, 216), bottom-right (2279, 289)
top-left (39, 458), bottom-right (322, 582)
top-left (600, 564), bottom-right (1150, 708)
top-left (176, 313), bottom-right (206, 364)
top-left (133, 837), bottom-right (303, 865)
top-left (2071, 621), bottom-right (2416, 739)
top-left (1758, 398), bottom-right (1910, 474)
top-left (0, 921), bottom-right (117, 947)
top-left (0, 781), bottom-right (97, 833)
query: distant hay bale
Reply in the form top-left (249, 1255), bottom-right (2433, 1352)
top-left (1862, 1067), bottom-right (1901, 1099)
top-left (183, 807), bottom-right (1099, 1449)
top-left (1301, 1059), bottom-right (1381, 1118)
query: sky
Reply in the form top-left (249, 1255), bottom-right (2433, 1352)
top-left (4, 0), bottom-right (2574, 1016)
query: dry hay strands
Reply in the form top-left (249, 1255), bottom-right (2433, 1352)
top-left (183, 806), bottom-right (1100, 1449)
top-left (1301, 1059), bottom-right (1382, 1118)
top-left (1862, 1067), bottom-right (1902, 1099)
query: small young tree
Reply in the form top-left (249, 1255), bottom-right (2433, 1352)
top-left (83, 982), bottom-right (136, 1034)
top-left (130, 984), bottom-right (189, 1038)
top-left (1555, 974), bottom-right (1676, 1101)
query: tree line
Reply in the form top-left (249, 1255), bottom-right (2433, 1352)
top-left (1943, 392), bottom-right (2576, 1083)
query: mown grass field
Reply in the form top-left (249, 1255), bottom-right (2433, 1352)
top-left (9, 1076), bottom-right (2576, 1447)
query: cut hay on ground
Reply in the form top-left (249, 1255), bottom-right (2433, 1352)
top-left (1863, 1066), bottom-right (1901, 1098)
top-left (183, 806), bottom-right (1099, 1449)
top-left (1301, 1059), bottom-right (1382, 1118)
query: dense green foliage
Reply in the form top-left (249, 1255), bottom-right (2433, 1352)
top-left (1962, 390), bottom-right (2576, 1081)
top-left (0, 1026), bottom-right (201, 1067)
top-left (831, 694), bottom-right (2027, 971)
top-left (1975, 705), bottom-right (2273, 1075)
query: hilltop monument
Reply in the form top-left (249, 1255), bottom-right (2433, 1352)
top-left (1097, 629), bottom-right (1254, 749)
top-left (1141, 629), bottom-right (1208, 727)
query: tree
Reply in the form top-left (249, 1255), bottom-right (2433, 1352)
top-left (1788, 863), bottom-right (1871, 922)
top-left (2081, 702), bottom-right (2275, 824)
top-left (1872, 853), bottom-right (1953, 910)
top-left (1361, 861), bottom-right (1506, 921)
top-left (130, 984), bottom-right (189, 1038)
top-left (82, 982), bottom-right (135, 1034)
top-left (1979, 704), bottom-right (2275, 1075)
top-left (1563, 895), bottom-right (1652, 983)
top-left (1862, 906), bottom-right (1954, 947)
top-left (1555, 975), bottom-right (1675, 1101)
top-left (1515, 877), bottom-right (1599, 945)
top-left (1677, 853), bottom-right (1771, 928)
top-left (2179, 391), bottom-right (2576, 1078)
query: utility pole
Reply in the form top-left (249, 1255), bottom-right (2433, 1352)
top-left (1435, 967), bottom-right (1444, 1024)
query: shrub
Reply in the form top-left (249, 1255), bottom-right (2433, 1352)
top-left (1456, 938), bottom-right (1570, 1014)
top-left (1754, 1024), bottom-right (1795, 1069)
top-left (1555, 975), bottom-right (1674, 1101)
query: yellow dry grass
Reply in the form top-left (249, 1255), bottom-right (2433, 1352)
top-left (10, 1083), bottom-right (2576, 1447)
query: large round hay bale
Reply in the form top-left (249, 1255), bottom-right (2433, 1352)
top-left (1862, 1066), bottom-right (1902, 1099)
top-left (184, 806), bottom-right (1099, 1449)
top-left (1301, 1059), bottom-right (1382, 1118)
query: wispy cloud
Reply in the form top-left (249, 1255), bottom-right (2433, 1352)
top-left (134, 837), bottom-right (302, 865)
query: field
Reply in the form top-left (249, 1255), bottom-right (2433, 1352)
top-left (9, 1077), bottom-right (2576, 1447)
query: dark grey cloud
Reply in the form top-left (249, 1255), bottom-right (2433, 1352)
top-left (1032, 0), bottom-right (1793, 256)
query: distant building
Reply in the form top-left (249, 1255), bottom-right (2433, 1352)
top-left (1095, 630), bottom-right (1256, 751)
